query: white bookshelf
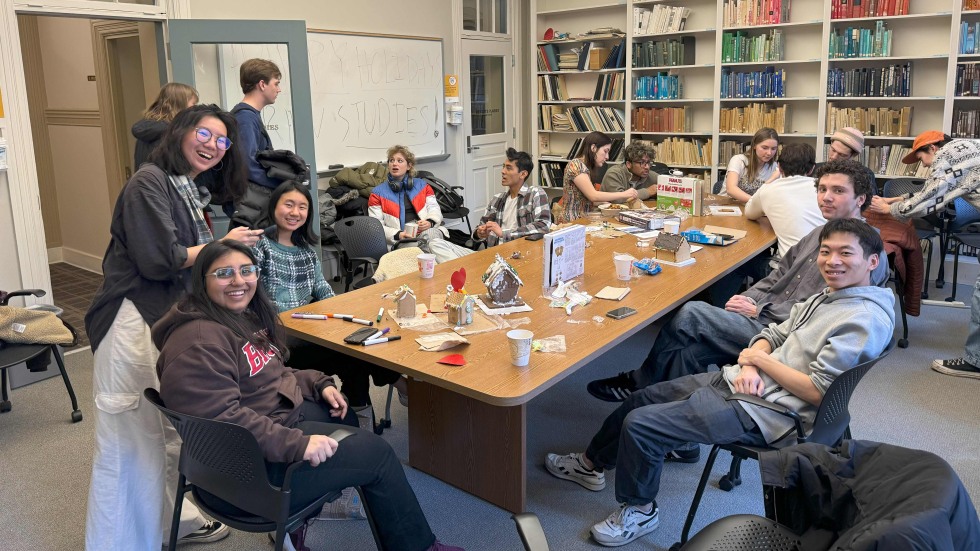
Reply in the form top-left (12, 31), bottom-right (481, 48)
top-left (530, 0), bottom-right (971, 187)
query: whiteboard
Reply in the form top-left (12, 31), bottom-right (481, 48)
top-left (306, 30), bottom-right (445, 169)
top-left (213, 32), bottom-right (445, 172)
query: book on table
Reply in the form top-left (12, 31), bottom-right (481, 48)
top-left (543, 224), bottom-right (586, 288)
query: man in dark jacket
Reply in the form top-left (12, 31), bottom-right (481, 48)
top-left (229, 58), bottom-right (282, 225)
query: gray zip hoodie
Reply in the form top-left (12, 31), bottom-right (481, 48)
top-left (722, 285), bottom-right (895, 445)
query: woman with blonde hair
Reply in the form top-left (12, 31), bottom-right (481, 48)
top-left (132, 83), bottom-right (199, 168)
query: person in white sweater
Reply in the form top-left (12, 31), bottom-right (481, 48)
top-left (745, 142), bottom-right (825, 259)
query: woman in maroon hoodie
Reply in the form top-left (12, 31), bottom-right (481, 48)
top-left (154, 240), bottom-right (462, 551)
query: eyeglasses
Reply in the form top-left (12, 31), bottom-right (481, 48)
top-left (633, 159), bottom-right (652, 167)
top-left (195, 127), bottom-right (233, 151)
top-left (206, 265), bottom-right (259, 282)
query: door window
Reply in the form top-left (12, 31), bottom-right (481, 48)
top-left (469, 55), bottom-right (505, 136)
top-left (463, 0), bottom-right (507, 34)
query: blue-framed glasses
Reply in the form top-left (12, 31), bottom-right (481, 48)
top-left (206, 265), bottom-right (259, 281)
top-left (195, 127), bottom-right (233, 151)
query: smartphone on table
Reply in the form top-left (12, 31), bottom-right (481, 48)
top-left (606, 307), bottom-right (637, 320)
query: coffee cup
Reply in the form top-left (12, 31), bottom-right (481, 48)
top-left (404, 222), bottom-right (419, 238)
top-left (507, 329), bottom-right (534, 367)
top-left (614, 254), bottom-right (633, 281)
top-left (663, 220), bottom-right (680, 234)
top-left (417, 253), bottom-right (436, 279)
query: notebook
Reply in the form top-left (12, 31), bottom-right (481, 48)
top-left (595, 286), bottom-right (631, 301)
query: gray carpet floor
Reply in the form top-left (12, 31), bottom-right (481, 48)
top-left (1, 288), bottom-right (978, 550)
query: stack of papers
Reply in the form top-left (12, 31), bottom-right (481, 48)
top-left (595, 286), bottom-right (631, 301)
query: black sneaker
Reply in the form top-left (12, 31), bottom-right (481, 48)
top-left (931, 358), bottom-right (980, 380)
top-left (174, 520), bottom-right (229, 545)
top-left (665, 446), bottom-right (700, 463)
top-left (587, 372), bottom-right (638, 402)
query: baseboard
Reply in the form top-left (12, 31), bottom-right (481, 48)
top-left (61, 247), bottom-right (104, 275)
top-left (47, 247), bottom-right (63, 263)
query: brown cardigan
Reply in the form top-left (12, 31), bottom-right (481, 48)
top-left (865, 210), bottom-right (924, 316)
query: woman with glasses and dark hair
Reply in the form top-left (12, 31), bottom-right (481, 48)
top-left (556, 131), bottom-right (638, 223)
top-left (254, 181), bottom-right (403, 410)
top-left (84, 104), bottom-right (263, 550)
top-left (154, 240), bottom-right (463, 551)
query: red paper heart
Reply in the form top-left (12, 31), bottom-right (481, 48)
top-left (437, 354), bottom-right (466, 366)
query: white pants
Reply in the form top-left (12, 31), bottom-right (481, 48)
top-left (85, 299), bottom-right (205, 551)
top-left (426, 238), bottom-right (475, 264)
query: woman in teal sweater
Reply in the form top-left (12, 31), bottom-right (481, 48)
top-left (254, 182), bottom-right (403, 408)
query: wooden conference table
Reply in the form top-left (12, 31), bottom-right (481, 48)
top-left (284, 213), bottom-right (774, 513)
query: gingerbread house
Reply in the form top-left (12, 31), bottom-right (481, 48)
top-left (654, 233), bottom-right (691, 263)
top-left (481, 254), bottom-right (525, 307)
top-left (445, 291), bottom-right (475, 326)
top-left (393, 285), bottom-right (416, 318)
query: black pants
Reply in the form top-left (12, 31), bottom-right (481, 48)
top-left (287, 339), bottom-right (402, 407)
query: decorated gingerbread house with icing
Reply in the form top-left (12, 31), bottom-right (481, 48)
top-left (481, 254), bottom-right (525, 307)
top-left (445, 291), bottom-right (475, 326)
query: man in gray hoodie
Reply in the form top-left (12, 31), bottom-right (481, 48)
top-left (544, 217), bottom-right (895, 548)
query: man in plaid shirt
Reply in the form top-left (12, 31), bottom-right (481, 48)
top-left (427, 148), bottom-right (551, 262)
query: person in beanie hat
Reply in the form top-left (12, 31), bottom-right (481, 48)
top-left (869, 131), bottom-right (980, 380)
top-left (828, 127), bottom-right (866, 161)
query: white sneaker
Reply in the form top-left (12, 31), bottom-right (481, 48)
top-left (591, 504), bottom-right (659, 547)
top-left (544, 452), bottom-right (605, 491)
top-left (170, 520), bottom-right (229, 546)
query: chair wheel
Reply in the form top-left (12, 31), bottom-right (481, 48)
top-left (945, 297), bottom-right (956, 302)
top-left (921, 292), bottom-right (929, 300)
top-left (0, 400), bottom-right (10, 413)
top-left (719, 474), bottom-right (741, 492)
top-left (936, 281), bottom-right (945, 289)
top-left (332, 276), bottom-right (340, 282)
top-left (374, 424), bottom-right (384, 435)
top-left (898, 338), bottom-right (909, 349)
top-left (669, 544), bottom-right (682, 551)
top-left (71, 410), bottom-right (83, 423)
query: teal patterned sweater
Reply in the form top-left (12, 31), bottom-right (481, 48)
top-left (253, 235), bottom-right (334, 313)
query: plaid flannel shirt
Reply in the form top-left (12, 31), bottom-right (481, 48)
top-left (475, 185), bottom-right (551, 247)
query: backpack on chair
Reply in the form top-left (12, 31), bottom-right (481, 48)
top-left (416, 170), bottom-right (464, 214)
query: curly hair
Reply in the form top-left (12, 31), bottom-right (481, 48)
top-left (386, 145), bottom-right (418, 177)
top-left (623, 141), bottom-right (654, 164)
top-left (813, 159), bottom-right (874, 212)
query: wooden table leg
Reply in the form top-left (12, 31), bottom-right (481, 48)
top-left (407, 378), bottom-right (526, 513)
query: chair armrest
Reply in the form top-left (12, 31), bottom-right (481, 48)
top-left (512, 513), bottom-right (550, 551)
top-left (725, 393), bottom-right (806, 438)
top-left (349, 256), bottom-right (379, 267)
top-left (392, 238), bottom-right (419, 250)
top-left (1, 288), bottom-right (46, 305)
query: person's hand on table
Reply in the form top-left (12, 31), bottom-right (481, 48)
top-left (725, 295), bottom-right (758, 317)
top-left (303, 435), bottom-right (339, 467)
top-left (321, 386), bottom-right (348, 420)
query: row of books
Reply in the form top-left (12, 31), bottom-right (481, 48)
top-left (537, 40), bottom-right (626, 73)
top-left (595, 72), bottom-right (626, 101)
top-left (537, 75), bottom-right (568, 101)
top-left (826, 103), bottom-right (912, 136)
top-left (631, 107), bottom-right (693, 133)
top-left (634, 73), bottom-right (682, 100)
top-left (831, 0), bottom-right (909, 20)
top-left (829, 22), bottom-right (892, 58)
top-left (967, 0), bottom-right (980, 10)
top-left (539, 105), bottom-right (626, 133)
top-left (719, 140), bottom-right (752, 165)
top-left (720, 67), bottom-right (787, 99)
top-left (722, 0), bottom-right (791, 28)
top-left (952, 109), bottom-right (980, 139)
top-left (634, 5), bottom-right (691, 36)
top-left (632, 37), bottom-right (695, 68)
top-left (721, 29), bottom-right (785, 64)
top-left (719, 103), bottom-right (788, 133)
top-left (826, 65), bottom-right (912, 98)
top-left (959, 22), bottom-right (980, 55)
top-left (649, 137), bottom-right (713, 167)
top-left (841, 144), bottom-right (928, 178)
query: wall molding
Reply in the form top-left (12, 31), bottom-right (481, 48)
top-left (43, 108), bottom-right (101, 127)
top-left (61, 246), bottom-right (104, 275)
top-left (46, 247), bottom-right (63, 264)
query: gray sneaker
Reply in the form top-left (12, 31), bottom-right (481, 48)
top-left (544, 452), bottom-right (605, 491)
top-left (591, 504), bottom-right (660, 547)
top-left (931, 357), bottom-right (980, 379)
top-left (174, 520), bottom-right (229, 545)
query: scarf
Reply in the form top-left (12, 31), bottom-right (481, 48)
top-left (168, 174), bottom-right (213, 245)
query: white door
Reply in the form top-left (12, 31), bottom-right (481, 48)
top-left (462, 38), bottom-right (513, 221)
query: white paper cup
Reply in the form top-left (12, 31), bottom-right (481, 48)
top-left (417, 253), bottom-right (436, 279)
top-left (663, 220), bottom-right (680, 234)
top-left (404, 222), bottom-right (419, 238)
top-left (507, 329), bottom-right (534, 367)
top-left (614, 254), bottom-right (633, 281)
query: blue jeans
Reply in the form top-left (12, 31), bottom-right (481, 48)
top-left (634, 301), bottom-right (765, 387)
top-left (965, 273), bottom-right (980, 366)
top-left (585, 372), bottom-right (767, 506)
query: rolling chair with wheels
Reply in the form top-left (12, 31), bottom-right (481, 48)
top-left (883, 178), bottom-right (947, 298)
top-left (672, 339), bottom-right (897, 549)
top-left (333, 216), bottom-right (416, 292)
top-left (0, 288), bottom-right (82, 423)
top-left (143, 389), bottom-right (383, 551)
top-left (943, 198), bottom-right (980, 302)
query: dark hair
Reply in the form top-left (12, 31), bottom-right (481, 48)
top-left (819, 217), bottom-right (883, 260)
top-left (267, 181), bottom-right (319, 248)
top-left (776, 142), bottom-right (815, 177)
top-left (746, 127), bottom-right (779, 184)
top-left (240, 58), bottom-right (282, 94)
top-left (579, 131), bottom-right (613, 171)
top-left (505, 147), bottom-right (534, 182)
top-left (178, 240), bottom-right (286, 354)
top-left (813, 159), bottom-right (874, 212)
top-left (148, 104), bottom-right (247, 201)
top-left (917, 133), bottom-right (953, 155)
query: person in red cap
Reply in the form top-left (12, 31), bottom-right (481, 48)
top-left (869, 130), bottom-right (980, 380)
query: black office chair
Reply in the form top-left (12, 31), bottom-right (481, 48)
top-left (944, 198), bottom-right (980, 303)
top-left (883, 178), bottom-right (945, 298)
top-left (143, 389), bottom-right (383, 551)
top-left (681, 440), bottom-right (980, 550)
top-left (333, 216), bottom-right (416, 292)
top-left (0, 289), bottom-right (82, 423)
top-left (673, 338), bottom-right (897, 549)
top-left (417, 170), bottom-right (472, 234)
